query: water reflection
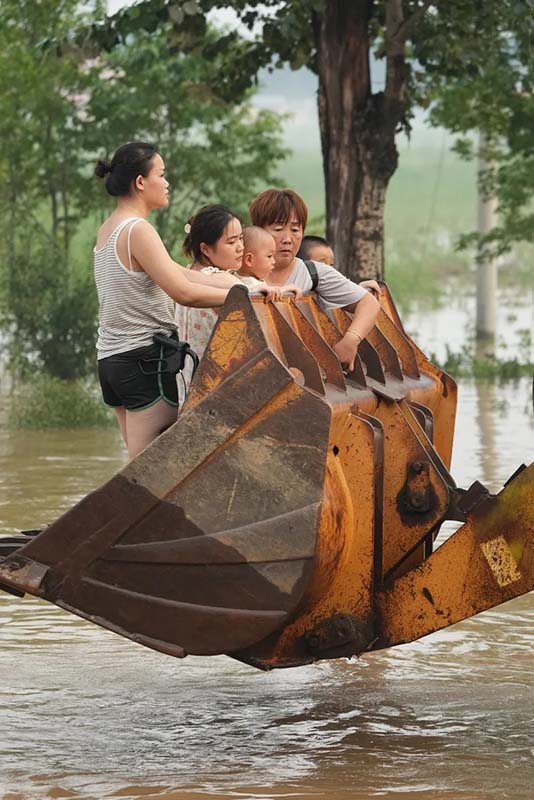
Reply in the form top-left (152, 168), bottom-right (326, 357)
top-left (0, 377), bottom-right (533, 799)
top-left (0, 602), bottom-right (532, 800)
top-left (0, 427), bottom-right (125, 535)
top-left (403, 282), bottom-right (534, 365)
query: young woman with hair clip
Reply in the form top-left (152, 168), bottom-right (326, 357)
top-left (175, 204), bottom-right (285, 404)
top-left (94, 142), bottom-right (239, 460)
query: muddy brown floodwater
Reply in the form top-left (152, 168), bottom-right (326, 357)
top-left (0, 370), bottom-right (533, 800)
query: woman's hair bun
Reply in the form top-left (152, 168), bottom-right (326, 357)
top-left (94, 143), bottom-right (157, 196)
top-left (95, 159), bottom-right (112, 178)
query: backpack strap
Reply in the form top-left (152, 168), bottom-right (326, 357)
top-left (304, 260), bottom-right (319, 291)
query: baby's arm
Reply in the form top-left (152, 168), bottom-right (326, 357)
top-left (129, 221), bottom-right (229, 307)
top-left (251, 282), bottom-right (304, 301)
top-left (254, 282), bottom-right (283, 302)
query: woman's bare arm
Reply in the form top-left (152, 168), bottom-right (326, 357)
top-left (333, 291), bottom-right (380, 371)
top-left (185, 269), bottom-right (243, 289)
top-left (130, 222), bottom-right (229, 307)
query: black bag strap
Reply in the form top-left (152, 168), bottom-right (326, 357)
top-left (138, 333), bottom-right (200, 377)
top-left (304, 259), bottom-right (319, 291)
top-left (153, 333), bottom-right (200, 375)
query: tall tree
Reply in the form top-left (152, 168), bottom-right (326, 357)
top-left (84, 23), bottom-right (287, 252)
top-left (0, 0), bottom-right (103, 380)
top-left (0, 0), bottom-right (286, 380)
top-left (99, 1), bottom-right (534, 280)
top-left (419, 1), bottom-right (534, 258)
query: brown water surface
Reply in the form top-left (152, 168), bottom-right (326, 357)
top-left (0, 378), bottom-right (533, 800)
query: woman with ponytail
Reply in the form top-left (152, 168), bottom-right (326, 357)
top-left (93, 142), bottom-right (237, 459)
top-left (176, 204), bottom-right (284, 404)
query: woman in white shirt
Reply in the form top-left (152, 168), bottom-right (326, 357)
top-left (175, 204), bottom-right (280, 404)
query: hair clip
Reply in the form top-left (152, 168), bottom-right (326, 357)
top-left (184, 223), bottom-right (191, 234)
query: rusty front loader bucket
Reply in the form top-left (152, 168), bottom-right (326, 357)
top-left (0, 284), bottom-right (533, 670)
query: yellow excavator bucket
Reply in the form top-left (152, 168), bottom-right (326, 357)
top-left (0, 284), bottom-right (532, 670)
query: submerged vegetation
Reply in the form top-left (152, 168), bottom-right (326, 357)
top-left (431, 327), bottom-right (534, 381)
top-left (9, 376), bottom-right (114, 430)
top-left (436, 345), bottom-right (534, 381)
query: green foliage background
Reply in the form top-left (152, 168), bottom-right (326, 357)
top-left (2, 0), bottom-right (534, 426)
top-left (0, 0), bottom-right (287, 389)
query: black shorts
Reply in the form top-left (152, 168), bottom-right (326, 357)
top-left (98, 335), bottom-right (180, 411)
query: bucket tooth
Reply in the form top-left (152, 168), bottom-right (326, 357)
top-left (274, 298), bottom-right (347, 391)
top-left (375, 308), bottom-right (420, 380)
top-left (367, 326), bottom-right (404, 381)
top-left (267, 302), bottom-right (326, 395)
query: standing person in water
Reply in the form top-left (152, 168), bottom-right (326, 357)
top-left (175, 205), bottom-right (288, 404)
top-left (94, 142), bottom-right (235, 460)
top-left (249, 188), bottom-right (380, 371)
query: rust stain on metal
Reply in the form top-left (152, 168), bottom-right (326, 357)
top-left (481, 536), bottom-right (522, 587)
top-left (0, 556), bottom-right (49, 595)
top-left (209, 309), bottom-right (249, 363)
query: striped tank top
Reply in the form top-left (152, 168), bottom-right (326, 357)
top-left (94, 217), bottom-right (177, 359)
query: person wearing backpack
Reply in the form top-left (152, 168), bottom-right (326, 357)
top-left (249, 188), bottom-right (380, 372)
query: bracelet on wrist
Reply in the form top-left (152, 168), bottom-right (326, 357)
top-left (346, 329), bottom-right (363, 345)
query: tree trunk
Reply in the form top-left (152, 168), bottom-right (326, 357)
top-left (313, 0), bottom-right (408, 281)
top-left (50, 187), bottom-right (58, 239)
top-left (61, 181), bottom-right (70, 256)
top-left (476, 131), bottom-right (497, 339)
top-left (6, 161), bottom-right (17, 268)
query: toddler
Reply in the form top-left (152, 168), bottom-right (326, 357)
top-left (238, 226), bottom-right (301, 297)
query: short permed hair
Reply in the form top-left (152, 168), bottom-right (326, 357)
top-left (249, 188), bottom-right (308, 230)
